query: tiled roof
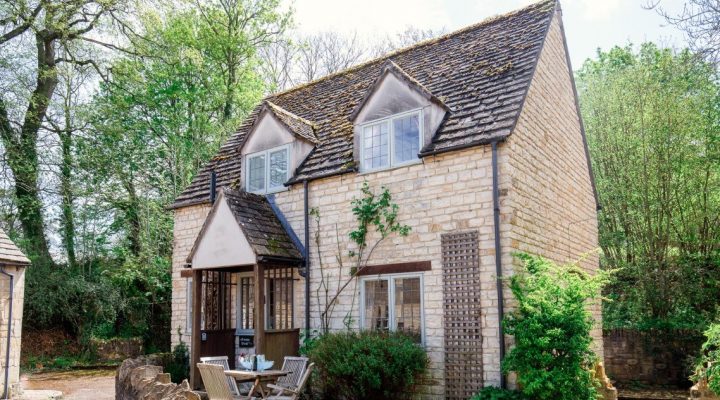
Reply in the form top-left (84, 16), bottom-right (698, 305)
top-left (223, 188), bottom-right (303, 261)
top-left (0, 228), bottom-right (30, 266)
top-left (171, 0), bottom-right (556, 209)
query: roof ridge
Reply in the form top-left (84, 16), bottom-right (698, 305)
top-left (268, 0), bottom-right (556, 99)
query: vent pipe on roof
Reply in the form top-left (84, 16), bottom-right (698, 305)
top-left (210, 170), bottom-right (217, 204)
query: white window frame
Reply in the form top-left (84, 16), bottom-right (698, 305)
top-left (359, 109), bottom-right (423, 173)
top-left (359, 272), bottom-right (425, 345)
top-left (245, 144), bottom-right (291, 194)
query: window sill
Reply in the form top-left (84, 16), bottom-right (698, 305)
top-left (358, 160), bottom-right (422, 176)
top-left (248, 186), bottom-right (289, 196)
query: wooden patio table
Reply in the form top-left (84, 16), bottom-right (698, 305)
top-left (224, 369), bottom-right (289, 399)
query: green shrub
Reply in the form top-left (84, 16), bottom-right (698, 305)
top-left (502, 253), bottom-right (610, 400)
top-left (165, 341), bottom-right (190, 384)
top-left (471, 387), bottom-right (527, 400)
top-left (694, 322), bottom-right (720, 394)
top-left (307, 331), bottom-right (428, 400)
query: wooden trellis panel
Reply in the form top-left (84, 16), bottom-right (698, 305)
top-left (442, 231), bottom-right (483, 400)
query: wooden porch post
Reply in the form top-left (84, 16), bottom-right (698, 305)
top-left (254, 263), bottom-right (265, 354)
top-left (190, 269), bottom-right (202, 389)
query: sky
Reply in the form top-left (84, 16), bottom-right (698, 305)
top-left (285, 0), bottom-right (690, 69)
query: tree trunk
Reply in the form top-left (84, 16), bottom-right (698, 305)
top-left (59, 126), bottom-right (76, 267)
top-left (0, 33), bottom-right (58, 266)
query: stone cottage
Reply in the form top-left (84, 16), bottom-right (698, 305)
top-left (169, 1), bottom-right (601, 398)
top-left (0, 229), bottom-right (29, 399)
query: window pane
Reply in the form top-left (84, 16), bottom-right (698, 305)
top-left (364, 280), bottom-right (389, 332)
top-left (248, 154), bottom-right (265, 192)
top-left (269, 149), bottom-right (288, 189)
top-left (363, 122), bottom-right (389, 170)
top-left (266, 268), bottom-right (293, 330)
top-left (394, 277), bottom-right (421, 342)
top-left (238, 277), bottom-right (254, 331)
top-left (393, 114), bottom-right (420, 164)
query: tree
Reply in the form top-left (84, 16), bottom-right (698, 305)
top-left (647, 0), bottom-right (720, 65)
top-left (502, 254), bottom-right (610, 400)
top-left (0, 0), bottom-right (127, 265)
top-left (259, 27), bottom-right (443, 92)
top-left (576, 43), bottom-right (720, 329)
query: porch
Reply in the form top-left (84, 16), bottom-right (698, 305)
top-left (184, 189), bottom-right (305, 389)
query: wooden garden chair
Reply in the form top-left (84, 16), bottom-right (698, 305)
top-left (266, 363), bottom-right (314, 400)
top-left (197, 363), bottom-right (241, 400)
top-left (200, 356), bottom-right (242, 396)
top-left (272, 356), bottom-right (308, 390)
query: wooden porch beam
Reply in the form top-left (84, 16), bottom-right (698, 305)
top-left (254, 263), bottom-right (265, 354)
top-left (190, 269), bottom-right (202, 389)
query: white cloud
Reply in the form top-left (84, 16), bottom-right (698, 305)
top-left (577, 0), bottom-right (623, 21)
top-left (290, 0), bottom-right (452, 35)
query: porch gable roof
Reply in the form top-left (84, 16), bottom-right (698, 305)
top-left (187, 188), bottom-right (303, 269)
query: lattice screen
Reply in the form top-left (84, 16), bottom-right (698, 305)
top-left (442, 230), bottom-right (483, 400)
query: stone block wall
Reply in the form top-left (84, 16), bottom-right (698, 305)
top-left (603, 329), bottom-right (704, 388)
top-left (171, 205), bottom-right (211, 349)
top-left (0, 265), bottom-right (26, 398)
top-left (273, 145), bottom-right (505, 398)
top-left (505, 10), bottom-right (602, 353)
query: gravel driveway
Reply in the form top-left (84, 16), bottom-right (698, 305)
top-left (21, 369), bottom-right (115, 400)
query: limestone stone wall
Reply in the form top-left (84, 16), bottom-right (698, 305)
top-left (171, 204), bottom-right (211, 349)
top-left (0, 265), bottom-right (25, 398)
top-left (273, 146), bottom-right (501, 398)
top-left (504, 10), bottom-right (602, 352)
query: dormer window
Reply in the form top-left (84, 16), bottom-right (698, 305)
top-left (246, 144), bottom-right (290, 194)
top-left (360, 110), bottom-right (422, 172)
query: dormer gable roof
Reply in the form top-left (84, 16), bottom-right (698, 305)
top-left (256, 101), bottom-right (319, 145)
top-left (349, 61), bottom-right (451, 122)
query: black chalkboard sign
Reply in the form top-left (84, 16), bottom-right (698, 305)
top-left (238, 335), bottom-right (254, 347)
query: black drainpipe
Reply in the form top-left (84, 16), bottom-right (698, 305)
top-left (209, 170), bottom-right (217, 204)
top-left (491, 141), bottom-right (507, 389)
top-left (0, 268), bottom-right (14, 400)
top-left (303, 180), bottom-right (311, 340)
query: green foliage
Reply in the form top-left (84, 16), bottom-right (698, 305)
top-left (502, 254), bottom-right (610, 400)
top-left (576, 43), bottom-right (720, 330)
top-left (307, 331), bottom-right (428, 400)
top-left (694, 323), bottom-right (720, 394)
top-left (165, 339), bottom-right (190, 384)
top-left (16, 0), bottom-right (289, 358)
top-left (349, 181), bottom-right (412, 252)
top-left (471, 387), bottom-right (528, 400)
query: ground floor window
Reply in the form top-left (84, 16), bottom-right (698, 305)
top-left (361, 273), bottom-right (424, 343)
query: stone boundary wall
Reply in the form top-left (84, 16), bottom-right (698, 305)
top-left (603, 329), bottom-right (704, 388)
top-left (116, 355), bottom-right (199, 400)
top-left (92, 337), bottom-right (143, 362)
